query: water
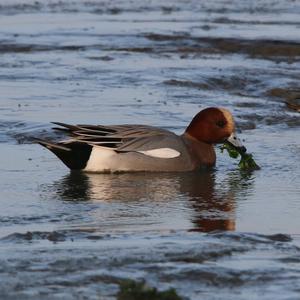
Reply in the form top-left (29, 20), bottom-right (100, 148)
top-left (0, 0), bottom-right (300, 299)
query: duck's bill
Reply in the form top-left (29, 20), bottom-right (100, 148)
top-left (226, 132), bottom-right (247, 153)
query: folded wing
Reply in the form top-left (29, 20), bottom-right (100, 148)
top-left (52, 122), bottom-right (181, 157)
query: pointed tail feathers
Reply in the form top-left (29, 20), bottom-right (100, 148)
top-left (36, 138), bottom-right (92, 170)
top-left (35, 138), bottom-right (71, 152)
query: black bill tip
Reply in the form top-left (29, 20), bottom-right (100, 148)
top-left (239, 146), bottom-right (247, 153)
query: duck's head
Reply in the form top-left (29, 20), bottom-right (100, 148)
top-left (185, 107), bottom-right (246, 152)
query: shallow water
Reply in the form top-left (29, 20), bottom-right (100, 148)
top-left (0, 0), bottom-right (300, 299)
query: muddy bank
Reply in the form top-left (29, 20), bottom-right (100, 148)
top-left (268, 88), bottom-right (300, 112)
top-left (144, 34), bottom-right (300, 62)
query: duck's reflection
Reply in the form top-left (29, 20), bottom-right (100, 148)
top-left (52, 170), bottom-right (254, 232)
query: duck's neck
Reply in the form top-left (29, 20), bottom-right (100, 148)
top-left (181, 132), bottom-right (216, 167)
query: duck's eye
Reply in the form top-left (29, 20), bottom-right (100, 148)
top-left (216, 120), bottom-right (226, 128)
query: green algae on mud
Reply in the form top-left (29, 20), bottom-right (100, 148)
top-left (117, 280), bottom-right (183, 300)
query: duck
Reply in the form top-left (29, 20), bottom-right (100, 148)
top-left (36, 107), bottom-right (246, 173)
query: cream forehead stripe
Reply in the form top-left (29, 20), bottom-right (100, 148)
top-left (219, 108), bottom-right (235, 128)
top-left (138, 148), bottom-right (181, 158)
top-left (219, 108), bottom-right (233, 121)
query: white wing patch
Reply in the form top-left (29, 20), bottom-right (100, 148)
top-left (138, 148), bottom-right (180, 159)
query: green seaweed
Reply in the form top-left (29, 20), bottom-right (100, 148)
top-left (238, 152), bottom-right (260, 170)
top-left (221, 142), bottom-right (260, 171)
top-left (117, 279), bottom-right (183, 300)
top-left (220, 142), bottom-right (239, 159)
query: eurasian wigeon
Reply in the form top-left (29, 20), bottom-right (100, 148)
top-left (37, 107), bottom-right (246, 172)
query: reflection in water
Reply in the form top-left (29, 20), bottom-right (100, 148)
top-left (185, 171), bottom-right (254, 232)
top-left (51, 170), bottom-right (254, 233)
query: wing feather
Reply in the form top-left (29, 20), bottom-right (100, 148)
top-left (53, 123), bottom-right (179, 153)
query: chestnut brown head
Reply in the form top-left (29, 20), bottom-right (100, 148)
top-left (185, 107), bottom-right (235, 143)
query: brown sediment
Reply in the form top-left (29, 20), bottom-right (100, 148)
top-left (164, 79), bottom-right (210, 90)
top-left (237, 122), bottom-right (256, 130)
top-left (2, 36), bottom-right (299, 62)
top-left (209, 39), bottom-right (300, 60)
top-left (144, 33), bottom-right (190, 41)
top-left (116, 47), bottom-right (154, 53)
top-left (235, 102), bottom-right (266, 108)
top-left (164, 76), bottom-right (260, 92)
top-left (0, 43), bottom-right (85, 53)
top-left (267, 88), bottom-right (300, 112)
top-left (143, 34), bottom-right (300, 61)
top-left (88, 55), bottom-right (114, 61)
top-left (241, 113), bottom-right (300, 127)
top-left (286, 99), bottom-right (300, 112)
